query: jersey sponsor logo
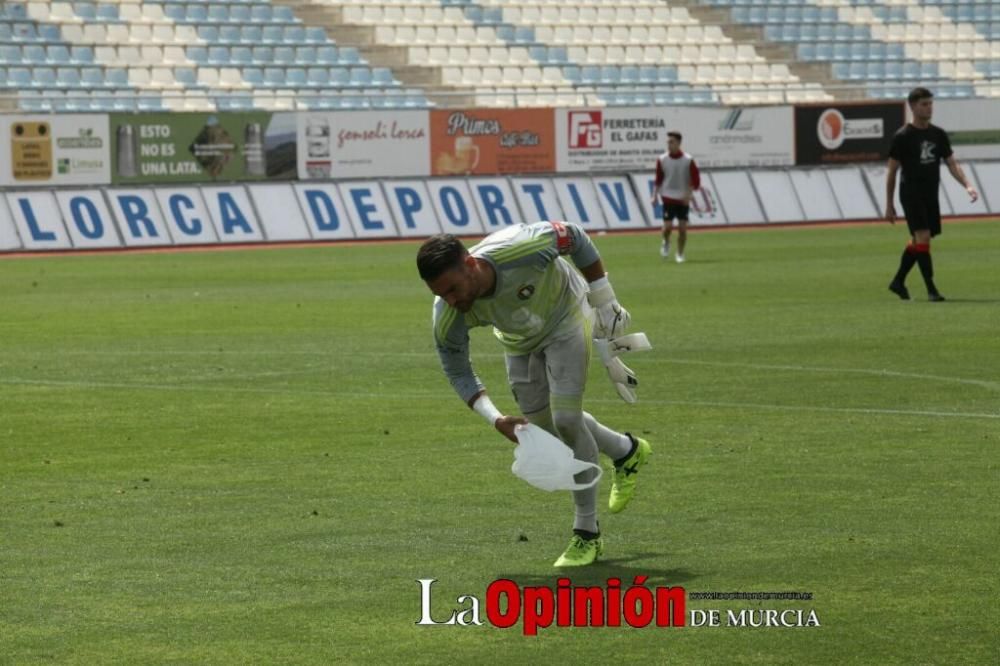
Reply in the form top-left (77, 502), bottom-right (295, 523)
top-left (817, 109), bottom-right (884, 150)
top-left (551, 220), bottom-right (572, 253)
top-left (568, 111), bottom-right (602, 149)
top-left (920, 140), bottom-right (936, 164)
top-left (516, 284), bottom-right (536, 300)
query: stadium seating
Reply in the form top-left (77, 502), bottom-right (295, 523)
top-left (702, 0), bottom-right (1000, 99)
top-left (1, 0), bottom-right (997, 111)
top-left (0, 0), bottom-right (423, 111)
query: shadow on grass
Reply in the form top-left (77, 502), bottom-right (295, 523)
top-left (499, 552), bottom-right (701, 587)
top-left (932, 298), bottom-right (1000, 304)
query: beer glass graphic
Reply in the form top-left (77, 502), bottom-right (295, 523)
top-left (116, 124), bottom-right (138, 178)
top-left (453, 136), bottom-right (480, 173)
top-left (244, 122), bottom-right (265, 177)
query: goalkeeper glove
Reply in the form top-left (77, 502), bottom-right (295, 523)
top-left (594, 333), bottom-right (652, 404)
top-left (586, 275), bottom-right (631, 339)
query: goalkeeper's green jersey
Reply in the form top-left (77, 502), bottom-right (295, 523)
top-left (431, 221), bottom-right (600, 404)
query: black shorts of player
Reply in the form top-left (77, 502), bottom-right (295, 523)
top-left (899, 183), bottom-right (941, 237)
top-left (663, 203), bottom-right (690, 222)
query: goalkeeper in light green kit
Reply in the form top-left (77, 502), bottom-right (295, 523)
top-left (417, 221), bottom-right (652, 567)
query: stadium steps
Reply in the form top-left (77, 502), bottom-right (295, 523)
top-left (671, 0), bottom-right (841, 99)
top-left (268, 0), bottom-right (477, 106)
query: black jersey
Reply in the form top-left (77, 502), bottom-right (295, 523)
top-left (888, 123), bottom-right (953, 188)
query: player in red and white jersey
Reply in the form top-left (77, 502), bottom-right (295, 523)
top-left (650, 131), bottom-right (701, 263)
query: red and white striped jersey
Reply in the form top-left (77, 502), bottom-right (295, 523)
top-left (653, 151), bottom-right (701, 205)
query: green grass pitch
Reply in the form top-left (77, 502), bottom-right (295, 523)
top-left (2, 220), bottom-right (998, 664)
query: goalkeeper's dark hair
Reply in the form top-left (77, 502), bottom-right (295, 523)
top-left (668, 131), bottom-right (682, 143)
top-left (417, 234), bottom-right (468, 281)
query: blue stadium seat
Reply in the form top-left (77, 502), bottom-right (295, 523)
top-left (305, 27), bottom-right (326, 43)
top-left (207, 5), bottom-right (228, 23)
top-left (218, 94), bottom-right (252, 110)
top-left (230, 4), bottom-right (251, 23)
top-left (20, 94), bottom-right (54, 112)
top-left (187, 46), bottom-right (208, 64)
top-left (70, 45), bottom-right (93, 64)
top-left (187, 4), bottom-right (208, 23)
top-left (163, 4), bottom-right (185, 22)
top-left (218, 25), bottom-right (240, 43)
top-left (242, 26), bottom-right (262, 43)
top-left (849, 43), bottom-right (869, 61)
top-left (274, 6), bottom-right (294, 23)
top-left (306, 67), bottom-right (328, 86)
top-left (96, 4), bottom-right (117, 21)
top-left (580, 65), bottom-right (600, 85)
top-left (295, 46), bottom-right (315, 65)
top-left (286, 67), bottom-right (307, 87)
top-left (105, 68), bottom-right (128, 87)
top-left (657, 66), bottom-right (678, 83)
top-left (273, 46), bottom-right (295, 64)
top-left (316, 46), bottom-right (338, 65)
top-left (261, 26), bottom-right (282, 44)
top-left (249, 5), bottom-right (271, 23)
top-left (9, 67), bottom-right (31, 88)
top-left (372, 67), bottom-right (394, 86)
top-left (4, 3), bottom-right (28, 19)
top-left (241, 67), bottom-right (263, 87)
top-left (0, 45), bottom-right (20, 64)
top-left (329, 67), bottom-right (349, 87)
top-left (80, 67), bottom-right (103, 88)
top-left (137, 95), bottom-right (164, 111)
top-left (232, 46), bottom-right (252, 66)
top-left (74, 3), bottom-right (98, 21)
top-left (175, 67), bottom-right (197, 87)
top-left (14, 23), bottom-right (35, 42)
top-left (349, 67), bottom-right (372, 87)
top-left (34, 67), bottom-right (57, 88)
top-left (338, 47), bottom-right (360, 65)
top-left (24, 44), bottom-right (46, 63)
top-left (58, 67), bottom-right (82, 87)
top-left (252, 46), bottom-right (273, 64)
top-left (561, 65), bottom-right (580, 84)
top-left (866, 62), bottom-right (886, 81)
top-left (263, 67), bottom-right (284, 87)
top-left (208, 46), bottom-right (229, 66)
top-left (284, 26), bottom-right (306, 44)
top-left (40, 24), bottom-right (61, 42)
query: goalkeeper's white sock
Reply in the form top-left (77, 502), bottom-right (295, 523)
top-left (583, 411), bottom-right (631, 461)
top-left (553, 409), bottom-right (600, 534)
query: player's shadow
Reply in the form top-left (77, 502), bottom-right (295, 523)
top-left (934, 298), bottom-right (1000, 304)
top-left (499, 552), bottom-right (701, 587)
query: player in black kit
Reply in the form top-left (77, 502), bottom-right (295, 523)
top-left (885, 87), bottom-right (979, 301)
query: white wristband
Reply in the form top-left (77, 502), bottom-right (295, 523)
top-left (472, 394), bottom-right (502, 426)
top-left (589, 275), bottom-right (610, 290)
top-left (586, 274), bottom-right (615, 307)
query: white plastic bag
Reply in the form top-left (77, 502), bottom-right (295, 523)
top-left (510, 424), bottom-right (602, 492)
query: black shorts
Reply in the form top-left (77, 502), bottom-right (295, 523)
top-left (899, 184), bottom-right (941, 237)
top-left (662, 203), bottom-right (690, 222)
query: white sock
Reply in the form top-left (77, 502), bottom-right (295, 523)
top-left (583, 412), bottom-right (631, 461)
